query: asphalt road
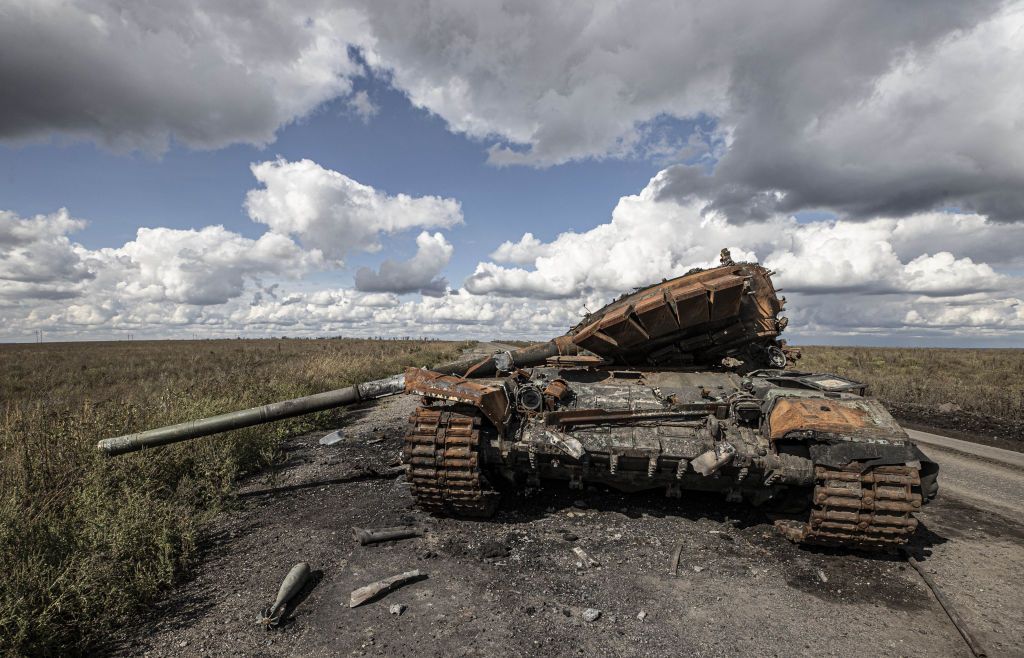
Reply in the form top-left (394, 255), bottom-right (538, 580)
top-left (908, 428), bottom-right (1024, 521)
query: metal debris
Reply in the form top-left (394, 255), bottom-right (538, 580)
top-left (353, 526), bottom-right (425, 546)
top-left (670, 541), bottom-right (684, 576)
top-left (319, 430), bottom-right (344, 446)
top-left (902, 548), bottom-right (987, 658)
top-left (259, 562), bottom-right (311, 628)
top-left (572, 546), bottom-right (600, 568)
top-left (349, 570), bottom-right (425, 608)
top-left (692, 443), bottom-right (736, 476)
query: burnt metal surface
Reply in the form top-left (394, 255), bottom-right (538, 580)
top-left (94, 250), bottom-right (937, 552)
top-left (403, 406), bottom-right (499, 517)
top-left (566, 258), bottom-right (789, 369)
top-left (768, 397), bottom-right (908, 442)
top-left (775, 464), bottom-right (923, 549)
top-left (405, 353), bottom-right (938, 550)
top-left (404, 367), bottom-right (510, 432)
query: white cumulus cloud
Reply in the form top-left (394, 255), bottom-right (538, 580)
top-left (355, 231), bottom-right (453, 296)
top-left (245, 158), bottom-right (463, 261)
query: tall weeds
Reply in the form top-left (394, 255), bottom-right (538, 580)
top-left (0, 338), bottom-right (469, 656)
top-left (798, 346), bottom-right (1023, 422)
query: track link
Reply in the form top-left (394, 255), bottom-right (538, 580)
top-left (403, 406), bottom-right (500, 517)
top-left (776, 464), bottom-right (922, 549)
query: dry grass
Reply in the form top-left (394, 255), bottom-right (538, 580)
top-left (0, 338), bottom-right (471, 656)
top-left (797, 346), bottom-right (1024, 435)
top-left (4, 339), bottom-right (1020, 654)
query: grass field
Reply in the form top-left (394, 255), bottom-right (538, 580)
top-left (0, 338), bottom-right (471, 656)
top-left (797, 346), bottom-right (1024, 442)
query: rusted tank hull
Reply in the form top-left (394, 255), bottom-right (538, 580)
top-left (404, 365), bottom-right (937, 551)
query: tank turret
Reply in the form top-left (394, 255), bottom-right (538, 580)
top-left (96, 255), bottom-right (937, 550)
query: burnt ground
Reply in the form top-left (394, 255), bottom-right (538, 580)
top-left (110, 392), bottom-right (1024, 658)
top-left (896, 411), bottom-right (1023, 454)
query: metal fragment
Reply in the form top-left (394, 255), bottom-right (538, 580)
top-left (349, 570), bottom-right (425, 608)
top-left (902, 548), bottom-right (987, 658)
top-left (353, 526), bottom-right (425, 546)
top-left (572, 546), bottom-right (600, 568)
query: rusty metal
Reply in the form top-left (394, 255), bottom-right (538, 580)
top-left (567, 261), bottom-right (786, 367)
top-left (544, 405), bottom-right (718, 426)
top-left (403, 407), bottom-right (499, 517)
top-left (404, 368), bottom-right (510, 432)
top-left (775, 464), bottom-right (922, 548)
top-left (901, 548), bottom-right (988, 658)
top-left (768, 397), bottom-right (907, 441)
top-left (353, 526), bottom-right (425, 545)
top-left (94, 251), bottom-right (937, 554)
top-left (542, 379), bottom-right (571, 406)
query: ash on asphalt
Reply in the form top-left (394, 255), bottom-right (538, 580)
top-left (110, 394), bottom-right (1010, 658)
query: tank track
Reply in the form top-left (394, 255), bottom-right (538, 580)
top-left (776, 464), bottom-right (922, 549)
top-left (403, 406), bottom-right (500, 517)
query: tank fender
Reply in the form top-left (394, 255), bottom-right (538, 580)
top-left (404, 368), bottom-right (510, 432)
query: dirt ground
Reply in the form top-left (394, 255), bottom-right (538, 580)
top-left (110, 390), bottom-right (1024, 658)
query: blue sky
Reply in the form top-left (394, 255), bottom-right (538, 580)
top-left (0, 78), bottom-right (667, 286)
top-left (1, 1), bottom-right (1022, 345)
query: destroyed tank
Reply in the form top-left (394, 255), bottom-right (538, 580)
top-left (98, 251), bottom-right (938, 550)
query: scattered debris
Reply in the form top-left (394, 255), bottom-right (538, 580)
top-left (637, 610), bottom-right (647, 622)
top-left (389, 604), bottom-right (406, 616)
top-left (349, 570), bottom-right (425, 608)
top-left (572, 546), bottom-right (600, 568)
top-left (259, 562), bottom-right (312, 628)
top-left (582, 608), bottom-right (601, 623)
top-left (670, 541), bottom-right (684, 576)
top-left (692, 565), bottom-right (704, 573)
top-left (319, 431), bottom-right (344, 446)
top-left (817, 569), bottom-right (829, 583)
top-left (901, 548), bottom-right (987, 658)
top-left (353, 526), bottom-right (425, 546)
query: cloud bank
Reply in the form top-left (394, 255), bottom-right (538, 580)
top-left (2, 3), bottom-right (1023, 343)
top-left (2, 164), bottom-right (1022, 343)
top-left (4, 2), bottom-right (1023, 223)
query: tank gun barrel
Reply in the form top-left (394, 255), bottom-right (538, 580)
top-left (96, 338), bottom-right (575, 457)
top-left (98, 256), bottom-right (788, 457)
